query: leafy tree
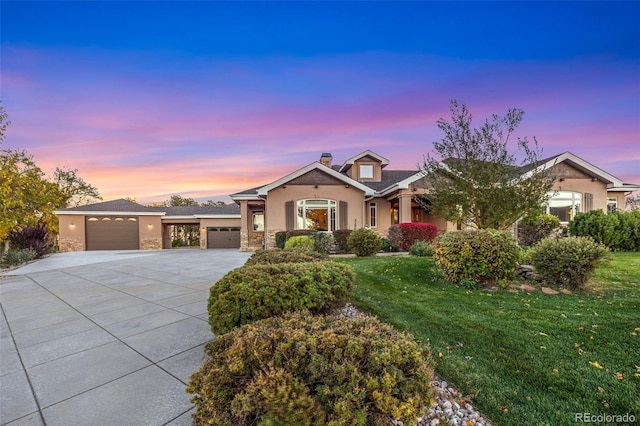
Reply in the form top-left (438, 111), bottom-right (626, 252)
top-left (53, 166), bottom-right (102, 207)
top-left (169, 194), bottom-right (198, 206)
top-left (1, 148), bottom-right (64, 251)
top-left (419, 100), bottom-right (555, 230)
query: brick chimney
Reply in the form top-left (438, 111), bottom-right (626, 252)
top-left (320, 153), bottom-right (333, 168)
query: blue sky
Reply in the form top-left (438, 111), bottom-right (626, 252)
top-left (2, 1), bottom-right (639, 203)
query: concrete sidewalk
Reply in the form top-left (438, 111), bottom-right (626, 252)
top-left (0, 250), bottom-right (250, 426)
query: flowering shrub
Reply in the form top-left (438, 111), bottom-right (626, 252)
top-left (388, 223), bottom-right (438, 251)
top-left (188, 312), bottom-right (433, 426)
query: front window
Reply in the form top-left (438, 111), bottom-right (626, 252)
top-left (252, 212), bottom-right (264, 231)
top-left (546, 191), bottom-right (581, 223)
top-left (360, 164), bottom-right (374, 179)
top-left (607, 197), bottom-right (618, 213)
top-left (369, 202), bottom-right (377, 228)
top-left (297, 199), bottom-right (336, 231)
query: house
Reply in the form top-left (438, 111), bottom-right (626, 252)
top-left (55, 150), bottom-right (638, 251)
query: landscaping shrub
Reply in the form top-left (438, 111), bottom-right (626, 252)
top-left (388, 223), bottom-right (438, 251)
top-left (310, 232), bottom-right (334, 254)
top-left (245, 249), bottom-right (326, 266)
top-left (286, 229), bottom-right (316, 239)
top-left (409, 241), bottom-right (433, 257)
top-left (569, 210), bottom-right (640, 251)
top-left (529, 236), bottom-right (610, 289)
top-left (208, 262), bottom-right (354, 334)
top-left (381, 237), bottom-right (399, 252)
top-left (188, 312), bottom-right (433, 426)
top-left (8, 224), bottom-right (54, 258)
top-left (517, 214), bottom-right (560, 247)
top-left (332, 229), bottom-right (352, 253)
top-left (432, 229), bottom-right (518, 285)
top-left (0, 248), bottom-right (37, 268)
top-left (284, 235), bottom-right (315, 251)
top-left (275, 231), bottom-right (287, 249)
top-left (347, 228), bottom-right (382, 257)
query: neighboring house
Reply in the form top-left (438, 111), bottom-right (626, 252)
top-left (55, 150), bottom-right (638, 252)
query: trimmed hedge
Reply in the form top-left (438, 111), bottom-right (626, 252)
top-left (188, 312), bottom-right (434, 426)
top-left (517, 214), bottom-right (560, 247)
top-left (529, 236), bottom-right (610, 289)
top-left (347, 228), bottom-right (382, 257)
top-left (388, 223), bottom-right (438, 251)
top-left (208, 262), bottom-right (355, 335)
top-left (569, 210), bottom-right (640, 251)
top-left (432, 229), bottom-right (518, 284)
top-left (245, 249), bottom-right (326, 266)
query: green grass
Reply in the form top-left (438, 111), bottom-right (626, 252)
top-left (336, 253), bottom-right (640, 425)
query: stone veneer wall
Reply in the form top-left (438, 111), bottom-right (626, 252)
top-left (58, 238), bottom-right (84, 252)
top-left (141, 238), bottom-right (162, 250)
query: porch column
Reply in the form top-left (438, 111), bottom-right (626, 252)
top-left (239, 201), bottom-right (250, 251)
top-left (398, 193), bottom-right (413, 223)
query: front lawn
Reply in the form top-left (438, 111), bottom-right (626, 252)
top-left (336, 253), bottom-right (640, 425)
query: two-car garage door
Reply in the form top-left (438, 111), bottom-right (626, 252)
top-left (85, 216), bottom-right (139, 250)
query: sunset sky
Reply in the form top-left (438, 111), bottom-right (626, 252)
top-left (2, 1), bottom-right (639, 204)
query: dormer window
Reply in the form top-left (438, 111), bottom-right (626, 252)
top-left (360, 164), bottom-right (374, 179)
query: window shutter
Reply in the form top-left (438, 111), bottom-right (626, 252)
top-left (339, 201), bottom-right (348, 229)
top-left (584, 193), bottom-right (593, 211)
top-left (285, 201), bottom-right (294, 231)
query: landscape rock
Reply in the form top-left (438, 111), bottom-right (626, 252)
top-left (541, 287), bottom-right (559, 295)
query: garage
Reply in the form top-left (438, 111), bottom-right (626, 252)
top-left (207, 227), bottom-right (241, 249)
top-left (85, 216), bottom-right (140, 250)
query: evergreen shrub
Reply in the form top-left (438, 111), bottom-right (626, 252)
top-left (188, 312), bottom-right (434, 426)
top-left (208, 262), bottom-right (354, 334)
top-left (409, 241), bottom-right (433, 257)
top-left (432, 230), bottom-right (518, 284)
top-left (332, 229), bottom-right (352, 253)
top-left (347, 228), bottom-right (382, 257)
top-left (245, 249), bottom-right (326, 266)
top-left (0, 248), bottom-right (37, 268)
top-left (569, 210), bottom-right (640, 251)
top-left (529, 236), bottom-right (610, 289)
top-left (275, 231), bottom-right (287, 249)
top-left (310, 232), bottom-right (334, 254)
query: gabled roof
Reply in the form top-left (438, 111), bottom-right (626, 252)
top-left (257, 162), bottom-right (375, 196)
top-left (338, 150), bottom-right (390, 172)
top-left (55, 199), bottom-right (165, 216)
top-left (521, 151), bottom-right (640, 191)
top-left (55, 198), bottom-right (241, 217)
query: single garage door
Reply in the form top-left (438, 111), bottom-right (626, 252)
top-left (86, 216), bottom-right (139, 250)
top-left (207, 227), bottom-right (241, 249)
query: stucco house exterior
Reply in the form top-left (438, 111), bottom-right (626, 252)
top-left (55, 150), bottom-right (638, 252)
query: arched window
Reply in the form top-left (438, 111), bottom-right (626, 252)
top-left (547, 191), bottom-right (581, 223)
top-left (296, 199), bottom-right (337, 231)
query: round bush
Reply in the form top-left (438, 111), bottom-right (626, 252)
top-left (188, 312), bottom-right (434, 426)
top-left (245, 249), bottom-right (326, 266)
top-left (529, 236), bottom-right (610, 289)
top-left (409, 241), bottom-right (433, 257)
top-left (284, 235), bottom-right (315, 251)
top-left (347, 228), bottom-right (382, 257)
top-left (432, 229), bottom-right (518, 284)
top-left (208, 262), bottom-right (355, 335)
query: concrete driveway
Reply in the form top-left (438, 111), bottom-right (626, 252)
top-left (0, 249), bottom-right (250, 426)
